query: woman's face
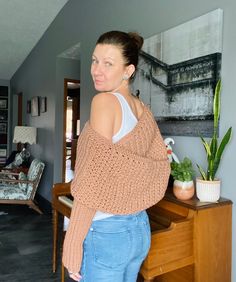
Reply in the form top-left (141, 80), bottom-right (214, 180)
top-left (91, 44), bottom-right (129, 92)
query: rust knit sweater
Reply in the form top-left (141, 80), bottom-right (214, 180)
top-left (63, 105), bottom-right (170, 273)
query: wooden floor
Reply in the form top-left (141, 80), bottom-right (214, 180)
top-left (0, 204), bottom-right (71, 282)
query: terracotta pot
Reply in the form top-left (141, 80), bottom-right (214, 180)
top-left (173, 180), bottom-right (195, 200)
top-left (196, 177), bottom-right (221, 202)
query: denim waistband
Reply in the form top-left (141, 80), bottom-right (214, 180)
top-left (91, 210), bottom-right (147, 225)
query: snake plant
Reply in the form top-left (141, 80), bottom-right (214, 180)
top-left (197, 80), bottom-right (232, 181)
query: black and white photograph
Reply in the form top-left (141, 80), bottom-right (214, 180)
top-left (0, 122), bottom-right (7, 134)
top-left (0, 110), bottom-right (7, 121)
top-left (40, 97), bottom-right (47, 113)
top-left (0, 148), bottom-right (7, 157)
top-left (27, 100), bottom-right (31, 114)
top-left (0, 98), bottom-right (7, 109)
top-left (31, 96), bottom-right (40, 117)
top-left (133, 9), bottom-right (223, 137)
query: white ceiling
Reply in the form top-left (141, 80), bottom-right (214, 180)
top-left (0, 0), bottom-right (69, 80)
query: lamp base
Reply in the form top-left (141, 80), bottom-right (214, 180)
top-left (20, 148), bottom-right (30, 160)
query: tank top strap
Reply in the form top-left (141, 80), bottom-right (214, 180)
top-left (111, 92), bottom-right (137, 143)
top-left (112, 92), bottom-right (137, 121)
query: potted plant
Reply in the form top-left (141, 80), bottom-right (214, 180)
top-left (196, 80), bottom-right (232, 202)
top-left (171, 157), bottom-right (195, 200)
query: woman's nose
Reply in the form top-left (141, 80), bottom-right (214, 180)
top-left (92, 63), bottom-right (103, 75)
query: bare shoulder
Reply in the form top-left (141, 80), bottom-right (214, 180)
top-left (91, 92), bottom-right (118, 108)
top-left (90, 93), bottom-right (118, 140)
top-left (91, 92), bottom-right (119, 118)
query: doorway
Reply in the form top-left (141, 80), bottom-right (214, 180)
top-left (62, 79), bottom-right (80, 182)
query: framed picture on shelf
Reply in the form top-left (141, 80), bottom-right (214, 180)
top-left (0, 98), bottom-right (7, 109)
top-left (0, 110), bottom-right (7, 121)
top-left (0, 148), bottom-right (7, 157)
top-left (31, 96), bottom-right (39, 117)
top-left (40, 97), bottom-right (47, 113)
top-left (0, 122), bottom-right (7, 134)
top-left (27, 100), bottom-right (31, 114)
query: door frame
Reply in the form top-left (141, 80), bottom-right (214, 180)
top-left (62, 78), bottom-right (80, 182)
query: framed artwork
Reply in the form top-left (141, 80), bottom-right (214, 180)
top-left (0, 110), bottom-right (7, 121)
top-left (27, 100), bottom-right (31, 114)
top-left (31, 96), bottom-right (39, 117)
top-left (40, 97), bottom-right (47, 113)
top-left (0, 148), bottom-right (7, 157)
top-left (0, 122), bottom-right (7, 134)
top-left (0, 98), bottom-right (7, 109)
top-left (0, 86), bottom-right (8, 96)
top-left (133, 9), bottom-right (223, 137)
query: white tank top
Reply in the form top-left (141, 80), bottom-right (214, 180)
top-left (93, 92), bottom-right (138, 221)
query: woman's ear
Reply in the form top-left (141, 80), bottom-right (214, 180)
top-left (125, 64), bottom-right (135, 79)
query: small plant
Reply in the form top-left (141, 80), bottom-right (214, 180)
top-left (197, 80), bottom-right (232, 181)
top-left (171, 157), bottom-right (195, 182)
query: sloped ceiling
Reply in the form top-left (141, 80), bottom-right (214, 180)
top-left (0, 0), bottom-right (69, 80)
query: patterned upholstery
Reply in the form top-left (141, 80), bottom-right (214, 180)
top-left (0, 159), bottom-right (45, 201)
top-left (0, 183), bottom-right (28, 200)
top-left (18, 172), bottom-right (27, 192)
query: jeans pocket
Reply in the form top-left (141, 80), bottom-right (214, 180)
top-left (92, 228), bottom-right (131, 269)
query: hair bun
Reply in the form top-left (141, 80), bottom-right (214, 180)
top-left (128, 32), bottom-right (144, 51)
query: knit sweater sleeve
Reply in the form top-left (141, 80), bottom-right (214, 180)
top-left (62, 200), bottom-right (96, 273)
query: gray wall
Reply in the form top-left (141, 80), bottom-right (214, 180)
top-left (54, 57), bottom-right (80, 184)
top-left (10, 0), bottom-right (236, 279)
top-left (0, 79), bottom-right (9, 86)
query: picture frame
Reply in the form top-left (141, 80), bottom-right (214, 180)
top-left (40, 97), bottom-right (47, 113)
top-left (0, 98), bottom-right (8, 109)
top-left (0, 110), bottom-right (7, 121)
top-left (133, 8), bottom-right (222, 137)
top-left (27, 100), bottom-right (31, 114)
top-left (0, 122), bottom-right (7, 134)
top-left (0, 148), bottom-right (7, 157)
top-left (31, 96), bottom-right (39, 117)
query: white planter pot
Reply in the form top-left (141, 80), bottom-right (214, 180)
top-left (196, 178), bottom-right (221, 202)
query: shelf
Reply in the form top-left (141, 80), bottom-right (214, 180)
top-left (0, 86), bottom-right (9, 159)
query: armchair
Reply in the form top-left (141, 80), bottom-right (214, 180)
top-left (0, 159), bottom-right (45, 214)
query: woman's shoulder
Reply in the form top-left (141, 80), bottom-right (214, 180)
top-left (90, 93), bottom-right (119, 140)
top-left (91, 92), bottom-right (120, 119)
top-left (92, 92), bottom-right (118, 105)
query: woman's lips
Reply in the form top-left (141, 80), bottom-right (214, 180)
top-left (94, 80), bottom-right (104, 85)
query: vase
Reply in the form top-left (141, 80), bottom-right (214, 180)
top-left (196, 177), bottom-right (221, 202)
top-left (173, 180), bottom-right (195, 200)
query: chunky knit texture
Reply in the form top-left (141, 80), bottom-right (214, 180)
top-left (63, 105), bottom-right (170, 273)
top-left (63, 201), bottom-right (95, 273)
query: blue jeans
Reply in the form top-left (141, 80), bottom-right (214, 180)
top-left (80, 210), bottom-right (151, 282)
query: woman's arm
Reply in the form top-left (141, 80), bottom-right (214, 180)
top-left (90, 93), bottom-right (118, 140)
top-left (62, 201), bottom-right (96, 275)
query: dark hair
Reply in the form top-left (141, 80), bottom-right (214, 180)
top-left (96, 30), bottom-right (144, 79)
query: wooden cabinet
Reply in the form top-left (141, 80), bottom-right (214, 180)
top-left (139, 193), bottom-right (232, 282)
top-left (0, 86), bottom-right (9, 166)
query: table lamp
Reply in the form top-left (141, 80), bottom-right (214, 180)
top-left (13, 126), bottom-right (37, 163)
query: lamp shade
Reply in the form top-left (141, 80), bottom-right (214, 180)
top-left (13, 126), bottom-right (37, 145)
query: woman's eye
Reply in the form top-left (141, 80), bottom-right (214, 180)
top-left (105, 62), bottom-right (112, 66)
top-left (92, 58), bottom-right (97, 64)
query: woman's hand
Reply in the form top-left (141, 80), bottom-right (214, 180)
top-left (68, 271), bottom-right (82, 281)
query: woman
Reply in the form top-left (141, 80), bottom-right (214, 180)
top-left (63, 30), bottom-right (170, 282)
